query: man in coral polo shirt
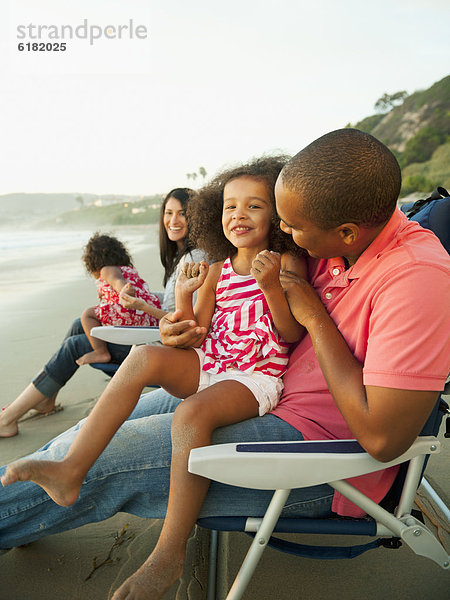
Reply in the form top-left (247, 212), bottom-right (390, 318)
top-left (271, 130), bottom-right (449, 515)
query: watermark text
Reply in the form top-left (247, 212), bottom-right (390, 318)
top-left (17, 19), bottom-right (148, 46)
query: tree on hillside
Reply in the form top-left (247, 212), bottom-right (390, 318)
top-left (75, 195), bottom-right (84, 208)
top-left (199, 166), bottom-right (207, 181)
top-left (374, 90), bottom-right (408, 113)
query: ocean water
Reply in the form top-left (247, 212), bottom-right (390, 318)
top-left (0, 229), bottom-right (154, 264)
top-left (0, 230), bottom-right (91, 261)
top-left (0, 227), bottom-right (157, 312)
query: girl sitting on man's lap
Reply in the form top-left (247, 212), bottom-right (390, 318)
top-left (2, 156), bottom-right (307, 600)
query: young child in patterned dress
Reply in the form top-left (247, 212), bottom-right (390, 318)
top-left (75, 232), bottom-right (162, 366)
top-left (3, 157), bottom-right (307, 600)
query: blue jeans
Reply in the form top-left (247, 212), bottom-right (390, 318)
top-left (0, 389), bottom-right (333, 549)
top-left (32, 318), bottom-right (132, 397)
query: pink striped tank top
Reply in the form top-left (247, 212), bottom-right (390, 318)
top-left (201, 257), bottom-right (291, 377)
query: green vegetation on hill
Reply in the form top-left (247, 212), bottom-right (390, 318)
top-left (0, 192), bottom-right (165, 228)
top-left (40, 196), bottom-right (163, 228)
top-left (348, 75), bottom-right (450, 196)
top-left (401, 142), bottom-right (450, 195)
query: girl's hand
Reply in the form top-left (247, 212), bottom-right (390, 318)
top-left (121, 282), bottom-right (136, 297)
top-left (176, 262), bottom-right (209, 295)
top-left (279, 270), bottom-right (328, 328)
top-left (119, 284), bottom-right (143, 310)
top-left (251, 251), bottom-right (282, 292)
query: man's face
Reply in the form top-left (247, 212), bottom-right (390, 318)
top-left (275, 177), bottom-right (343, 260)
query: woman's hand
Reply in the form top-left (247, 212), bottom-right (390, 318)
top-left (251, 251), bottom-right (282, 293)
top-left (279, 270), bottom-right (328, 328)
top-left (176, 262), bottom-right (209, 296)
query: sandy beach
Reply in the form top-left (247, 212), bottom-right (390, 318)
top-left (0, 225), bottom-right (162, 427)
top-left (1, 225), bottom-right (449, 600)
top-left (0, 225), bottom-right (208, 599)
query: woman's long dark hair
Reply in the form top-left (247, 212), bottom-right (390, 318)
top-left (159, 188), bottom-right (195, 287)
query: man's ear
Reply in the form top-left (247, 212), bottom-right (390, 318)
top-left (337, 223), bottom-right (360, 246)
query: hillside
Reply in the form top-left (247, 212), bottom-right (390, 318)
top-left (348, 75), bottom-right (450, 196)
top-left (0, 193), bottom-right (163, 228)
top-left (0, 193), bottom-right (83, 227)
top-left (50, 196), bottom-right (163, 228)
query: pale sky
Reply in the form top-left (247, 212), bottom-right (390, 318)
top-left (1, 0), bottom-right (449, 196)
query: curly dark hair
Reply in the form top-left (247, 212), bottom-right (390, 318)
top-left (82, 232), bottom-right (133, 274)
top-left (281, 128), bottom-right (401, 229)
top-left (187, 155), bottom-right (301, 261)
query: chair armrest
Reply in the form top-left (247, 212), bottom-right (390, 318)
top-left (188, 437), bottom-right (440, 490)
top-left (91, 326), bottom-right (161, 345)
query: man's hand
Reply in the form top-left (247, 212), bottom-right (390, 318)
top-left (251, 250), bottom-right (282, 292)
top-left (159, 309), bottom-right (207, 348)
top-left (279, 270), bottom-right (327, 327)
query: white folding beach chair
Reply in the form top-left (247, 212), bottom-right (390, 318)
top-left (89, 326), bottom-right (161, 377)
top-left (189, 395), bottom-right (449, 600)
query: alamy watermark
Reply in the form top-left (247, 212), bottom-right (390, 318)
top-left (17, 18), bottom-right (148, 49)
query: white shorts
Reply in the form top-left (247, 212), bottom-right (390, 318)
top-left (193, 348), bottom-right (284, 416)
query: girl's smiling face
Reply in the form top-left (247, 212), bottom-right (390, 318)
top-left (163, 197), bottom-right (188, 249)
top-left (222, 176), bottom-right (273, 253)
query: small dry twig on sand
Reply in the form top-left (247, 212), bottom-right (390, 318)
top-left (84, 524), bottom-right (135, 582)
top-left (415, 491), bottom-right (450, 551)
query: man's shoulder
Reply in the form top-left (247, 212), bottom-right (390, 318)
top-left (380, 222), bottom-right (450, 274)
top-left (365, 224), bottom-right (449, 311)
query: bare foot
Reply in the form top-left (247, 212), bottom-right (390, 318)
top-left (25, 404), bottom-right (63, 420)
top-left (0, 459), bottom-right (83, 507)
top-left (33, 396), bottom-right (57, 414)
top-left (76, 350), bottom-right (111, 366)
top-left (111, 550), bottom-right (184, 600)
top-left (1, 396), bottom-right (62, 430)
top-left (0, 414), bottom-right (18, 438)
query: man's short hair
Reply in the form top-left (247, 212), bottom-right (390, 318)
top-left (281, 128), bottom-right (402, 229)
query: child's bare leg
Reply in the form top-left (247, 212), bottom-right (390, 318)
top-left (0, 384), bottom-right (57, 438)
top-left (112, 380), bottom-right (259, 600)
top-left (76, 307), bottom-right (111, 365)
top-left (1, 346), bottom-right (201, 506)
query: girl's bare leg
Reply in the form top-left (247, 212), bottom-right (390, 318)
top-left (0, 385), bottom-right (58, 438)
top-left (1, 346), bottom-right (201, 506)
top-left (76, 307), bottom-right (111, 365)
top-left (112, 380), bottom-right (259, 600)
